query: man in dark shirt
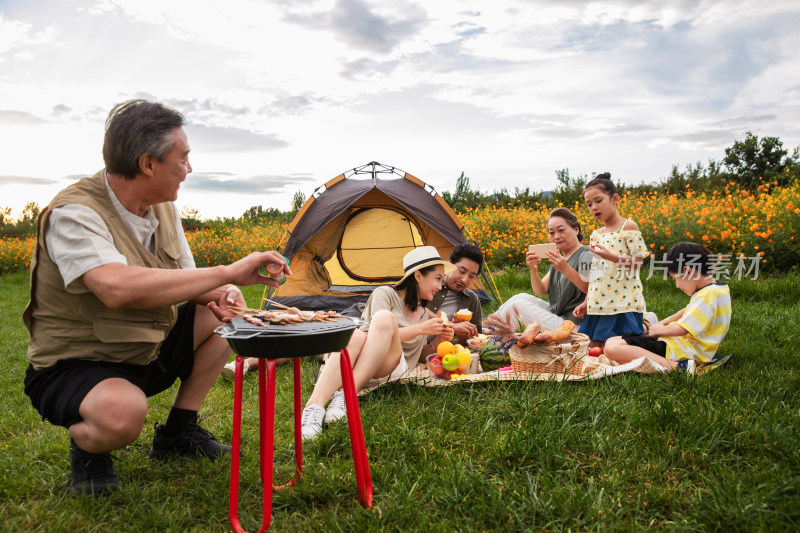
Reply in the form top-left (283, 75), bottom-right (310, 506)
top-left (427, 243), bottom-right (484, 343)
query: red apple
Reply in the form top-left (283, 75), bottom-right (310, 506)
top-left (588, 347), bottom-right (603, 357)
top-left (429, 356), bottom-right (444, 377)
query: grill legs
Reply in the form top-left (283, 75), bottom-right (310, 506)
top-left (228, 350), bottom-right (372, 532)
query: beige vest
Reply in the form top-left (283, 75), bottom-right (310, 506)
top-left (24, 171), bottom-right (182, 369)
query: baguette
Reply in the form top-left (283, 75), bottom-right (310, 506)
top-left (534, 320), bottom-right (575, 343)
top-left (516, 322), bottom-right (542, 348)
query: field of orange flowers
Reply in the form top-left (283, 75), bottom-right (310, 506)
top-left (0, 219), bottom-right (292, 275)
top-left (184, 219), bottom-right (290, 268)
top-left (0, 235), bottom-right (35, 275)
top-left (461, 180), bottom-right (800, 272)
top-left (2, 181), bottom-right (798, 275)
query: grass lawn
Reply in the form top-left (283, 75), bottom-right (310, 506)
top-left (1, 269), bottom-right (799, 531)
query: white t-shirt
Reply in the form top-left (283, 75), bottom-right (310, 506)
top-left (44, 174), bottom-right (195, 293)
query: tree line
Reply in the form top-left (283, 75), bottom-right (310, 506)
top-left (441, 131), bottom-right (800, 211)
top-left (2, 131), bottom-right (798, 237)
top-left (0, 202), bottom-right (40, 238)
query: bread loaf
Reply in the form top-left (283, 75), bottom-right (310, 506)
top-left (534, 320), bottom-right (575, 343)
top-left (516, 322), bottom-right (542, 348)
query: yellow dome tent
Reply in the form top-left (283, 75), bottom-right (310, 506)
top-left (269, 161), bottom-right (495, 311)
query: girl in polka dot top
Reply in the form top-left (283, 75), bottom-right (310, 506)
top-left (574, 173), bottom-right (650, 348)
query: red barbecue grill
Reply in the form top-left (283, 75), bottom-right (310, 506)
top-left (217, 316), bottom-right (373, 532)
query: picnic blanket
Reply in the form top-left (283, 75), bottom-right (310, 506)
top-left (315, 353), bottom-right (733, 395)
top-left (355, 354), bottom-right (668, 394)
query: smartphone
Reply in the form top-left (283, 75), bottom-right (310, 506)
top-left (528, 243), bottom-right (558, 256)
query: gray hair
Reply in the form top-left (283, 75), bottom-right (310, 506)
top-left (102, 99), bottom-right (184, 180)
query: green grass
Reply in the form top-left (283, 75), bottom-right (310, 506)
top-left (2, 270), bottom-right (799, 531)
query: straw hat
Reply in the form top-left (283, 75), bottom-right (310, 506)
top-left (395, 246), bottom-right (456, 287)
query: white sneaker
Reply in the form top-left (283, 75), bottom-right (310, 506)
top-left (324, 390), bottom-right (347, 424)
top-left (675, 359), bottom-right (697, 374)
top-left (301, 405), bottom-right (326, 440)
top-left (220, 359), bottom-right (249, 381)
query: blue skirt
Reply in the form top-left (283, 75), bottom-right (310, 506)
top-left (578, 312), bottom-right (643, 341)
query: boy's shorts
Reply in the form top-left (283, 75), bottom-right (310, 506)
top-left (24, 303), bottom-right (197, 428)
top-left (621, 333), bottom-right (667, 357)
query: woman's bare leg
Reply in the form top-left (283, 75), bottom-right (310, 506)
top-left (305, 329), bottom-right (367, 407)
top-left (348, 310), bottom-right (403, 390)
top-left (305, 310), bottom-right (402, 407)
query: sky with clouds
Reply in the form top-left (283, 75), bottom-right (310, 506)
top-left (1, 0), bottom-right (799, 220)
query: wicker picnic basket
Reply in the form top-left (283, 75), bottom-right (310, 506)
top-left (508, 332), bottom-right (591, 376)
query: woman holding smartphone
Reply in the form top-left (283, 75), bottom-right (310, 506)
top-left (495, 208), bottom-right (591, 330)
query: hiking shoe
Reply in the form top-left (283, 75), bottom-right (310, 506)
top-left (149, 416), bottom-right (232, 460)
top-left (301, 405), bottom-right (325, 440)
top-left (324, 391), bottom-right (347, 424)
top-left (69, 439), bottom-right (118, 496)
top-left (675, 359), bottom-right (696, 374)
top-left (220, 359), bottom-right (249, 381)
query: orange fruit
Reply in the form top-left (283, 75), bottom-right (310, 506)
top-left (437, 341), bottom-right (456, 357)
top-left (456, 351), bottom-right (471, 368)
top-left (455, 309), bottom-right (472, 322)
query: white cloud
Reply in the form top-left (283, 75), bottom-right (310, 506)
top-left (0, 109), bottom-right (47, 124)
top-left (0, 0), bottom-right (798, 219)
top-left (0, 15), bottom-right (55, 56)
top-left (185, 172), bottom-right (315, 194)
top-left (0, 175), bottom-right (61, 186)
top-left (284, 0), bottom-right (428, 54)
top-left (184, 124), bottom-right (289, 153)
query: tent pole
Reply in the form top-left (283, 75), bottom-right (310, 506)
top-left (460, 226), bottom-right (503, 306)
top-left (480, 268), bottom-right (503, 306)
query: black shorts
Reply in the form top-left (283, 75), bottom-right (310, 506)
top-left (24, 303), bottom-right (197, 428)
top-left (621, 333), bottom-right (667, 358)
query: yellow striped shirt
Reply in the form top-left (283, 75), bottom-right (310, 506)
top-left (663, 282), bottom-right (731, 362)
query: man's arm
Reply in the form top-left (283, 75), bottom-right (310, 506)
top-left (48, 204), bottom-right (287, 311)
top-left (82, 251), bottom-right (287, 310)
top-left (192, 284), bottom-right (239, 307)
top-left (452, 321), bottom-right (477, 339)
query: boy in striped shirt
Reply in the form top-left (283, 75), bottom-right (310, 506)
top-left (604, 242), bottom-right (732, 373)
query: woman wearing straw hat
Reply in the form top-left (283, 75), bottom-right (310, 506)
top-left (301, 246), bottom-right (456, 440)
